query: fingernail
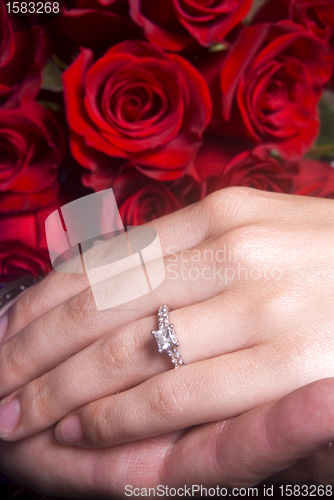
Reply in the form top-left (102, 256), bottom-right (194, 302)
top-left (0, 314), bottom-right (8, 343)
top-left (0, 398), bottom-right (20, 438)
top-left (56, 415), bottom-right (83, 445)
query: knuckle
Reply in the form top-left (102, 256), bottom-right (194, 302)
top-left (148, 376), bottom-right (185, 424)
top-left (96, 334), bottom-right (124, 375)
top-left (84, 401), bottom-right (110, 446)
top-left (7, 276), bottom-right (54, 333)
top-left (97, 319), bottom-right (148, 379)
top-left (9, 291), bottom-right (32, 321)
top-left (118, 320), bottom-right (147, 366)
top-left (64, 290), bottom-right (97, 335)
top-left (96, 330), bottom-right (138, 379)
top-left (216, 224), bottom-right (267, 260)
top-left (22, 377), bottom-right (54, 425)
top-left (0, 336), bottom-right (28, 388)
top-left (7, 290), bottom-right (35, 332)
top-left (204, 186), bottom-right (258, 212)
top-left (203, 186), bottom-right (261, 233)
top-left (113, 334), bottom-right (137, 369)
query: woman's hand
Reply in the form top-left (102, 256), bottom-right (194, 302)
top-left (1, 187), bottom-right (334, 446)
top-left (1, 377), bottom-right (334, 499)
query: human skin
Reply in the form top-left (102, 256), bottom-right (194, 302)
top-left (0, 187), bottom-right (334, 496)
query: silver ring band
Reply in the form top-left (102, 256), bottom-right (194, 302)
top-left (151, 305), bottom-right (184, 369)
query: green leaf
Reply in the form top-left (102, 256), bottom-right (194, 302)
top-left (318, 91), bottom-right (334, 145)
top-left (51, 54), bottom-right (68, 71)
top-left (38, 100), bottom-right (61, 112)
top-left (41, 59), bottom-right (63, 92)
top-left (209, 43), bottom-right (228, 52)
top-left (269, 149), bottom-right (282, 159)
top-left (307, 91), bottom-right (334, 161)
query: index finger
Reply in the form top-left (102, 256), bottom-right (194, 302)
top-left (1, 378), bottom-right (333, 498)
top-left (2, 186), bottom-right (260, 340)
top-left (1, 196), bottom-right (205, 340)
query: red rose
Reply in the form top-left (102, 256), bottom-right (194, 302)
top-left (290, 0), bottom-right (334, 45)
top-left (0, 198), bottom-right (64, 250)
top-left (48, 0), bottom-right (141, 58)
top-left (0, 102), bottom-right (65, 213)
top-left (205, 150), bottom-right (298, 195)
top-left (0, 240), bottom-right (51, 279)
top-left (63, 40), bottom-right (212, 181)
top-left (129, 0), bottom-right (252, 51)
top-left (254, 0), bottom-right (334, 46)
top-left (99, 165), bottom-right (201, 225)
top-left (113, 167), bottom-right (183, 225)
top-left (81, 157), bottom-right (125, 193)
top-left (293, 159), bottom-right (334, 198)
top-left (194, 135), bottom-right (254, 180)
top-left (289, 0), bottom-right (334, 95)
top-left (0, 3), bottom-right (49, 109)
top-left (221, 21), bottom-right (333, 161)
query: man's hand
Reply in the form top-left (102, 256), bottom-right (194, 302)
top-left (1, 377), bottom-right (334, 498)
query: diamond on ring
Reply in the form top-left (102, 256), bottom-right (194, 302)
top-left (151, 306), bottom-right (184, 368)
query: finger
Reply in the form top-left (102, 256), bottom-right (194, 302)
top-left (0, 290), bottom-right (262, 441)
top-left (163, 377), bottom-right (334, 489)
top-left (0, 426), bottom-right (182, 499)
top-left (2, 379), bottom-right (334, 499)
top-left (51, 346), bottom-right (281, 447)
top-left (1, 191), bottom-right (211, 340)
top-left (55, 341), bottom-right (334, 449)
top-left (0, 223), bottom-right (257, 401)
top-left (2, 186), bottom-right (281, 341)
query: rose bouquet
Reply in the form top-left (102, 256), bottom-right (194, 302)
top-left (0, 0), bottom-right (334, 280)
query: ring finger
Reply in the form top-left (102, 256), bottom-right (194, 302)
top-left (0, 290), bottom-right (260, 441)
top-left (0, 230), bottom-right (247, 400)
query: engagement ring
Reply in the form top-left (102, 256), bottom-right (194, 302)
top-left (151, 305), bottom-right (184, 369)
